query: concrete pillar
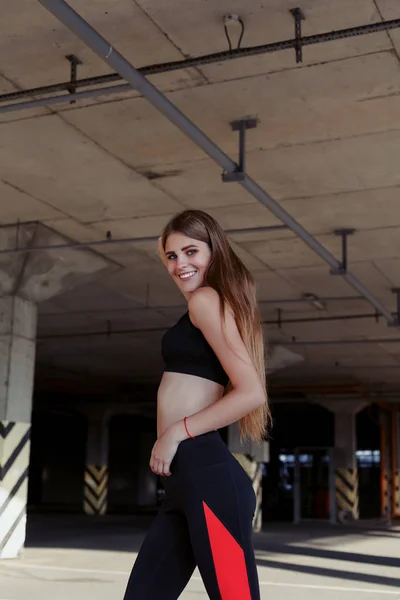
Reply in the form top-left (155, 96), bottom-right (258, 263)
top-left (317, 399), bottom-right (367, 523)
top-left (83, 412), bottom-right (109, 516)
top-left (378, 405), bottom-right (400, 522)
top-left (227, 422), bottom-right (269, 532)
top-left (0, 296), bottom-right (36, 558)
top-left (395, 408), bottom-right (400, 518)
top-left (334, 411), bottom-right (359, 522)
top-left (379, 408), bottom-right (391, 521)
top-left (0, 221), bottom-right (119, 558)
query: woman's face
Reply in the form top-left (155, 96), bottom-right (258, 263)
top-left (164, 232), bottom-right (212, 298)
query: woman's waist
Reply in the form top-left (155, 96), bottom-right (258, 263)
top-left (158, 371), bottom-right (224, 396)
top-left (172, 430), bottom-right (233, 474)
top-left (157, 373), bottom-right (223, 435)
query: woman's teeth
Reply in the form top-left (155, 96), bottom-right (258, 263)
top-left (179, 271), bottom-right (197, 280)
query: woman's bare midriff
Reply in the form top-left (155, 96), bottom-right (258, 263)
top-left (157, 372), bottom-right (224, 438)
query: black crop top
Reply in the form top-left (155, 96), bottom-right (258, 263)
top-left (161, 311), bottom-right (229, 387)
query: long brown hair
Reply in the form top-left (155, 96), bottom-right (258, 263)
top-left (161, 209), bottom-right (271, 443)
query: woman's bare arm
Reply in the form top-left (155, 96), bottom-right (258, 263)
top-left (173, 286), bottom-right (265, 441)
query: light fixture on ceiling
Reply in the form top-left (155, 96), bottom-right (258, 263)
top-left (303, 293), bottom-right (327, 311)
top-left (222, 13), bottom-right (245, 50)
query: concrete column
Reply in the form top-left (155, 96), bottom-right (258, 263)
top-left (0, 221), bottom-right (118, 558)
top-left (378, 405), bottom-right (400, 522)
top-left (395, 408), bottom-right (400, 518)
top-left (317, 399), bottom-right (367, 523)
top-left (379, 408), bottom-right (391, 521)
top-left (0, 296), bottom-right (36, 558)
top-left (334, 411), bottom-right (359, 522)
top-left (227, 422), bottom-right (269, 532)
top-left (83, 412), bottom-right (109, 516)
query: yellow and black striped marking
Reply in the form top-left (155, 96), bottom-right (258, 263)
top-left (336, 467), bottom-right (359, 521)
top-left (83, 465), bottom-right (108, 516)
top-left (393, 471), bottom-right (400, 518)
top-left (0, 420), bottom-right (31, 558)
top-left (233, 453), bottom-right (263, 532)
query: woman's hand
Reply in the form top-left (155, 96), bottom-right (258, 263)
top-left (150, 421), bottom-right (187, 476)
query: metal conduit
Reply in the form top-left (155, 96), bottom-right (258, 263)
top-left (2, 15), bottom-right (400, 109)
top-left (0, 224), bottom-right (287, 255)
top-left (0, 84), bottom-right (132, 114)
top-left (38, 296), bottom-right (364, 315)
top-left (36, 311), bottom-right (389, 340)
top-left (286, 337), bottom-right (400, 345)
top-left (37, 0), bottom-right (397, 327)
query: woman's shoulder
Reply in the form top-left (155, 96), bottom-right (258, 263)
top-left (188, 286), bottom-right (220, 313)
top-left (188, 287), bottom-right (232, 326)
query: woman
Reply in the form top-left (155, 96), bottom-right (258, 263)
top-left (123, 209), bottom-right (271, 600)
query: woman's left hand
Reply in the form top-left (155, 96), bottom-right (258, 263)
top-left (150, 422), bottom-right (186, 477)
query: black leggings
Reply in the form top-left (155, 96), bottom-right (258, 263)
top-left (123, 431), bottom-right (260, 600)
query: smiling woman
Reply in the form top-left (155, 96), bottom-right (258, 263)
top-left (164, 233), bottom-right (212, 295)
top-left (123, 209), bottom-right (270, 600)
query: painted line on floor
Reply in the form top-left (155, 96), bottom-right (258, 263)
top-left (0, 562), bottom-right (399, 595)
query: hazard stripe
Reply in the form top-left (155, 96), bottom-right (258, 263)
top-left (0, 421), bottom-right (30, 558)
top-left (0, 430), bottom-right (30, 480)
top-left (382, 469), bottom-right (390, 518)
top-left (394, 472), bottom-right (400, 517)
top-left (232, 453), bottom-right (263, 532)
top-left (0, 468), bottom-right (29, 520)
top-left (0, 422), bottom-right (15, 438)
top-left (83, 465), bottom-right (108, 516)
top-left (335, 468), bottom-right (359, 520)
top-left (251, 463), bottom-right (263, 533)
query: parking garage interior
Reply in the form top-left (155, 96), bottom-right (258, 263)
top-left (0, 3), bottom-right (400, 598)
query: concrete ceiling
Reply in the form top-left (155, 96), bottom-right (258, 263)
top-left (1, 0), bottom-right (400, 395)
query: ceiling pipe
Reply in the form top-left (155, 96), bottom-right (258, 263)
top-left (35, 0), bottom-right (398, 327)
top-left (36, 311), bottom-right (388, 340)
top-left (2, 15), bottom-right (400, 109)
top-left (286, 337), bottom-right (400, 345)
top-left (38, 295), bottom-right (365, 317)
top-left (0, 223), bottom-right (287, 255)
top-left (0, 83), bottom-right (131, 114)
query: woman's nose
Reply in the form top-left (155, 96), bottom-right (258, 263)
top-left (177, 254), bottom-right (188, 267)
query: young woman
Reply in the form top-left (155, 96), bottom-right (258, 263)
top-left (123, 209), bottom-right (271, 600)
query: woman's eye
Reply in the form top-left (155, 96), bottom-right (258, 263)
top-left (187, 249), bottom-right (197, 256)
top-left (168, 254), bottom-right (176, 260)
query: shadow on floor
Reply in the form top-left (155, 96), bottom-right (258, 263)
top-left (26, 514), bottom-right (400, 589)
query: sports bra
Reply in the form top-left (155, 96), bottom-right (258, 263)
top-left (161, 311), bottom-right (229, 387)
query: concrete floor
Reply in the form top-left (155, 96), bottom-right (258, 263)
top-left (0, 515), bottom-right (399, 599)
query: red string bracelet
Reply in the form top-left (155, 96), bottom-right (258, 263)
top-left (184, 416), bottom-right (194, 439)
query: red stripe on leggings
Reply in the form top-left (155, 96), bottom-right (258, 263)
top-left (203, 501), bottom-right (252, 600)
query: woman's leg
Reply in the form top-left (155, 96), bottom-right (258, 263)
top-left (123, 508), bottom-right (196, 600)
top-left (185, 460), bottom-right (260, 600)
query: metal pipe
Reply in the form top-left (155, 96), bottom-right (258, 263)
top-left (36, 0), bottom-right (397, 326)
top-left (268, 312), bottom-right (380, 325)
top-left (0, 224), bottom-right (287, 255)
top-left (286, 337), bottom-right (400, 345)
top-left (38, 295), bottom-right (365, 317)
top-left (0, 84), bottom-right (132, 114)
top-left (3, 16), bottom-right (400, 105)
top-left (36, 311), bottom-right (387, 340)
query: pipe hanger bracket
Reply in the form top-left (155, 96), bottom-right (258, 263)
top-left (222, 117), bottom-right (258, 183)
top-left (330, 228), bottom-right (356, 276)
top-left (290, 7), bottom-right (306, 63)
